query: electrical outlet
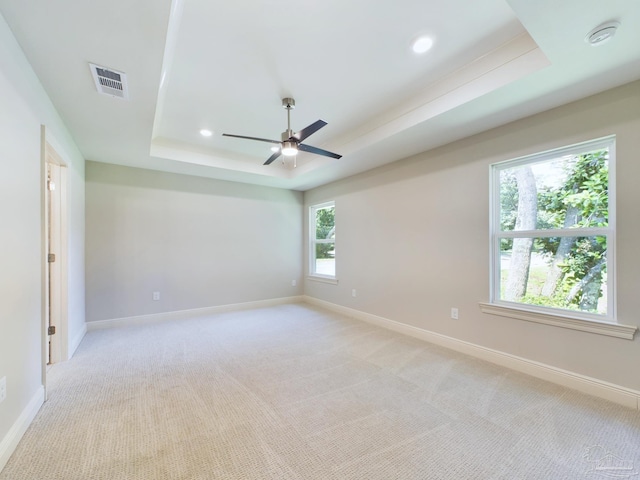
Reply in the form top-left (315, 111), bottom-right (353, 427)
top-left (291, 280), bottom-right (297, 287)
top-left (153, 291), bottom-right (160, 301)
top-left (451, 308), bottom-right (459, 320)
top-left (352, 289), bottom-right (357, 298)
top-left (0, 376), bottom-right (6, 403)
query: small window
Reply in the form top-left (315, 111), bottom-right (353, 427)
top-left (490, 137), bottom-right (615, 320)
top-left (310, 201), bottom-right (335, 278)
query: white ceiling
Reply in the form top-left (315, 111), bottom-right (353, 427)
top-left (2, 0), bottom-right (640, 191)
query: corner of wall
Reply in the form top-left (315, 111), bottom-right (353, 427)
top-left (0, 386), bottom-right (44, 473)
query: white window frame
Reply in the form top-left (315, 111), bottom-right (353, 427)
top-left (308, 201), bottom-right (337, 283)
top-left (483, 136), bottom-right (635, 339)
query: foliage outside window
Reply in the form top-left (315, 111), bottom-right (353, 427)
top-left (491, 137), bottom-right (614, 320)
top-left (310, 202), bottom-right (335, 278)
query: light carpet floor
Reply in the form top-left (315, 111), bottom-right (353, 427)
top-left (2, 303), bottom-right (639, 479)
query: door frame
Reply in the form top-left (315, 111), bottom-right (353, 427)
top-left (41, 126), bottom-right (69, 396)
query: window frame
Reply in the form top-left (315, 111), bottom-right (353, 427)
top-left (489, 136), bottom-right (617, 325)
top-left (308, 201), bottom-right (337, 283)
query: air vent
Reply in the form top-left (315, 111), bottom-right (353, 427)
top-left (89, 63), bottom-right (129, 100)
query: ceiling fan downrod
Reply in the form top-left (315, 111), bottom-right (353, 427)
top-left (280, 97), bottom-right (298, 156)
top-left (282, 97), bottom-right (295, 140)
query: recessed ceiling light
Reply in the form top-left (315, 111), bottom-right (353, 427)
top-left (270, 146), bottom-right (280, 152)
top-left (199, 129), bottom-right (213, 137)
top-left (412, 35), bottom-right (434, 54)
top-left (585, 21), bottom-right (620, 46)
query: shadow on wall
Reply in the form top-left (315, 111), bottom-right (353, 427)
top-left (85, 161), bottom-right (303, 204)
top-left (319, 81), bottom-right (640, 198)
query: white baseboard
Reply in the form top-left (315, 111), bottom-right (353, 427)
top-left (69, 323), bottom-right (87, 358)
top-left (303, 296), bottom-right (640, 410)
top-left (0, 386), bottom-right (44, 473)
top-left (87, 296), bottom-right (305, 331)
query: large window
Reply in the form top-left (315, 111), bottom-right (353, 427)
top-left (309, 201), bottom-right (335, 279)
top-left (491, 137), bottom-right (614, 321)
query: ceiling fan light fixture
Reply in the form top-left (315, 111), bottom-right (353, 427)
top-left (281, 141), bottom-right (298, 156)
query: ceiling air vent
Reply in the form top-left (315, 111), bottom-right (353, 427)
top-left (89, 63), bottom-right (129, 100)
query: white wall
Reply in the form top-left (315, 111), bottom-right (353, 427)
top-left (0, 11), bottom-right (85, 468)
top-left (305, 81), bottom-right (640, 392)
top-left (85, 161), bottom-right (303, 322)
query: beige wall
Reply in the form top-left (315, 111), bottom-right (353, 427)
top-left (0, 11), bottom-right (85, 463)
top-left (85, 162), bottom-right (303, 322)
top-left (1, 2), bottom-right (638, 463)
top-left (305, 81), bottom-right (640, 391)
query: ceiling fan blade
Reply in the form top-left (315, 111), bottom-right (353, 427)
top-left (264, 150), bottom-right (282, 165)
top-left (222, 133), bottom-right (281, 145)
top-left (293, 120), bottom-right (327, 142)
top-left (298, 143), bottom-right (342, 159)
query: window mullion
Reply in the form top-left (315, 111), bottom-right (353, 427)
top-left (497, 227), bottom-right (611, 239)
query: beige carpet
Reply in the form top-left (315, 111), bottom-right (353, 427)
top-left (2, 303), bottom-right (639, 479)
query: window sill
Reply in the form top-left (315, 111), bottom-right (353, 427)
top-left (307, 275), bottom-right (339, 285)
top-left (479, 302), bottom-right (637, 340)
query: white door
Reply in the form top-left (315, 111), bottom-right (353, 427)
top-left (46, 162), bottom-right (60, 364)
top-left (44, 140), bottom-right (68, 367)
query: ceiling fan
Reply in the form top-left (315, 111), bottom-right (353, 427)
top-left (222, 98), bottom-right (342, 165)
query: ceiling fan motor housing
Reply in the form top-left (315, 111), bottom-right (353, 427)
top-left (281, 130), bottom-right (295, 141)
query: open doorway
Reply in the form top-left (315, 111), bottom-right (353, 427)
top-left (43, 135), bottom-right (68, 378)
